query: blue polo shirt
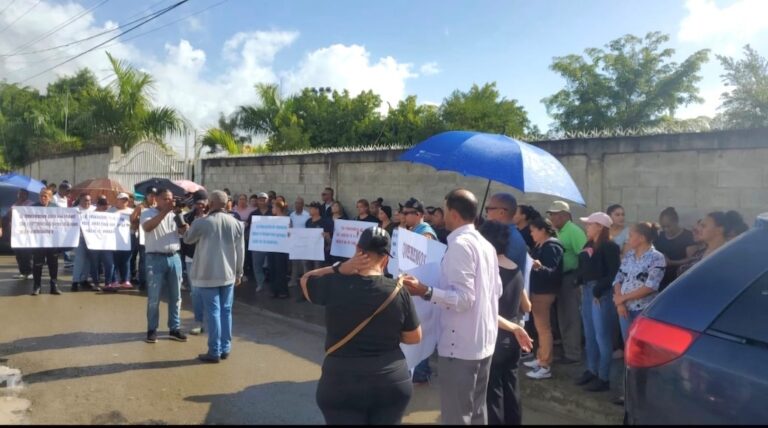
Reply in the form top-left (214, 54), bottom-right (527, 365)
top-left (506, 224), bottom-right (528, 272)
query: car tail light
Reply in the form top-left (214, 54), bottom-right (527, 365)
top-left (626, 316), bottom-right (699, 368)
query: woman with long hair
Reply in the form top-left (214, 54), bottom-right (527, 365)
top-left (512, 204), bottom-right (541, 249)
top-left (606, 204), bottom-right (629, 253)
top-left (574, 212), bottom-right (621, 392)
top-left (677, 211), bottom-right (731, 276)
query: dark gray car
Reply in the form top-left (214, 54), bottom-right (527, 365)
top-left (625, 213), bottom-right (768, 425)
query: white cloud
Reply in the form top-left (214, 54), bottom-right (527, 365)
top-left (0, 1), bottom-right (421, 154)
top-left (281, 44), bottom-right (417, 112)
top-left (678, 0), bottom-right (768, 53)
top-left (677, 84), bottom-right (724, 119)
top-left (419, 61), bottom-right (441, 76)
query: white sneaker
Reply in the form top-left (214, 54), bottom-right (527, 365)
top-left (189, 325), bottom-right (205, 335)
top-left (526, 366), bottom-right (552, 380)
top-left (14, 274), bottom-right (25, 279)
top-left (24, 274), bottom-right (33, 280)
top-left (523, 359), bottom-right (541, 369)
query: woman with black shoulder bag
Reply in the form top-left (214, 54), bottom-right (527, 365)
top-left (300, 227), bottom-right (422, 425)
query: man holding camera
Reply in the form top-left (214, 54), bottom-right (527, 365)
top-left (140, 188), bottom-right (188, 344)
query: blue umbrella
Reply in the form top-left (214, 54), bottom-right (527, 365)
top-left (399, 131), bottom-right (585, 206)
top-left (0, 173), bottom-right (46, 193)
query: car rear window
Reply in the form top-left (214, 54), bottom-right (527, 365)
top-left (709, 270), bottom-right (768, 345)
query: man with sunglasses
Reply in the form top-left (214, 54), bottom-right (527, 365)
top-left (484, 193), bottom-right (528, 272)
top-left (401, 197), bottom-right (437, 385)
top-left (426, 206), bottom-right (449, 244)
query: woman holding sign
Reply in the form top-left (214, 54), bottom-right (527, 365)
top-left (301, 227), bottom-right (422, 425)
top-left (31, 189), bottom-right (62, 295)
top-left (268, 200), bottom-right (291, 299)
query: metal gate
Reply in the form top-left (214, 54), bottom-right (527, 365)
top-left (108, 141), bottom-right (191, 190)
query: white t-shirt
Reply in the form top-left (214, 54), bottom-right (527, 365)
top-left (53, 194), bottom-right (69, 207)
top-left (140, 208), bottom-right (180, 253)
top-left (76, 205), bottom-right (96, 213)
top-left (289, 209), bottom-right (310, 229)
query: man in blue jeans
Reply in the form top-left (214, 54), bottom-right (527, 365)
top-left (182, 190), bottom-right (245, 363)
top-left (140, 189), bottom-right (187, 344)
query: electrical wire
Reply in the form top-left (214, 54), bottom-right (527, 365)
top-left (17, 0), bottom-right (189, 84)
top-left (0, 0), bottom-right (41, 35)
top-left (7, 0), bottom-right (111, 55)
top-left (0, 0), bottom-right (19, 16)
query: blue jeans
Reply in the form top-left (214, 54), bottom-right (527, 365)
top-left (581, 281), bottom-right (617, 381)
top-left (619, 308), bottom-right (642, 342)
top-left (90, 250), bottom-right (114, 285)
top-left (186, 260), bottom-right (204, 323)
top-left (251, 251), bottom-right (267, 287)
top-left (72, 240), bottom-right (92, 282)
top-left (113, 250), bottom-right (132, 283)
top-left (413, 358), bottom-right (431, 382)
top-left (198, 285), bottom-right (234, 357)
top-left (146, 254), bottom-right (182, 332)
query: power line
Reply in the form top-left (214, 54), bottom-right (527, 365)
top-left (0, 0), bottom-right (42, 35)
top-left (0, 0), bottom-right (19, 16)
top-left (8, 0), bottom-right (111, 55)
top-left (0, 0), bottom-right (175, 57)
top-left (17, 0), bottom-right (190, 85)
top-left (5, 0), bottom-right (227, 68)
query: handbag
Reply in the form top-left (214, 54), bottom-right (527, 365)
top-left (325, 278), bottom-right (404, 356)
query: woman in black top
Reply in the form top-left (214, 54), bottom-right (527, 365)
top-left (377, 205), bottom-right (396, 237)
top-left (574, 212), bottom-right (621, 392)
top-left (524, 218), bottom-right (564, 380)
top-left (301, 227), bottom-right (421, 425)
top-left (655, 207), bottom-right (694, 290)
top-left (480, 221), bottom-right (533, 426)
top-left (513, 204), bottom-right (541, 250)
top-left (268, 200), bottom-right (291, 299)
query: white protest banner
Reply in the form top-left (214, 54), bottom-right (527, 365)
top-left (288, 228), bottom-right (325, 261)
top-left (386, 228), bottom-right (400, 275)
top-left (248, 216), bottom-right (291, 253)
top-left (11, 206), bottom-right (80, 248)
top-left (80, 211), bottom-right (131, 251)
top-left (330, 219), bottom-right (376, 258)
top-left (396, 228), bottom-right (448, 371)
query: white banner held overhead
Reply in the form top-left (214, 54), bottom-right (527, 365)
top-left (248, 216), bottom-right (291, 253)
top-left (80, 211), bottom-right (131, 251)
top-left (288, 228), bottom-right (326, 261)
top-left (330, 219), bottom-right (376, 258)
top-left (11, 206), bottom-right (80, 248)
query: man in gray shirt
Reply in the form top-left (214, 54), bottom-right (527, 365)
top-left (182, 190), bottom-right (245, 363)
top-left (140, 189), bottom-right (187, 344)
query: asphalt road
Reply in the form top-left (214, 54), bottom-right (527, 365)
top-left (0, 255), bottom-right (582, 425)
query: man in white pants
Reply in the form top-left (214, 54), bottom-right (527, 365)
top-left (403, 188), bottom-right (502, 425)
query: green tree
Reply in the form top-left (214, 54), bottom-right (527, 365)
top-left (378, 96), bottom-right (445, 145)
top-left (78, 52), bottom-right (188, 151)
top-left (543, 32), bottom-right (710, 132)
top-left (717, 45), bottom-right (768, 129)
top-left (440, 82), bottom-right (530, 135)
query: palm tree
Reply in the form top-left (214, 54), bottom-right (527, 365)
top-left (79, 52), bottom-right (188, 152)
top-left (199, 127), bottom-right (241, 155)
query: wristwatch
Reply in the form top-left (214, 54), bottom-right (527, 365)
top-left (332, 261), bottom-right (342, 274)
top-left (422, 286), bottom-right (434, 301)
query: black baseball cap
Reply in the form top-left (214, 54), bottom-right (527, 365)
top-left (357, 227), bottom-right (391, 256)
top-left (403, 197), bottom-right (425, 214)
top-left (192, 189), bottom-right (208, 202)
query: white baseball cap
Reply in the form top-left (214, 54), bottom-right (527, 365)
top-left (116, 192), bottom-right (130, 200)
top-left (579, 212), bottom-right (613, 228)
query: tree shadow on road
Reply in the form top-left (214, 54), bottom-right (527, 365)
top-left (0, 332), bottom-right (141, 357)
top-left (22, 358), bottom-right (202, 385)
top-left (185, 380), bottom-right (323, 425)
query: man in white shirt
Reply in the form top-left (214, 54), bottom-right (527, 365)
top-left (288, 197), bottom-right (311, 292)
top-left (141, 189), bottom-right (187, 344)
top-left (53, 182), bottom-right (72, 207)
top-left (403, 189), bottom-right (502, 425)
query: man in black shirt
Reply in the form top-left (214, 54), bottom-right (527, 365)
top-left (306, 202), bottom-right (333, 270)
top-left (321, 187), bottom-right (335, 219)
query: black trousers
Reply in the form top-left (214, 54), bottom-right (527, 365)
top-left (32, 248), bottom-right (59, 288)
top-left (15, 249), bottom-right (33, 276)
top-left (267, 252), bottom-right (289, 297)
top-left (487, 337), bottom-right (522, 425)
top-left (317, 354), bottom-right (412, 425)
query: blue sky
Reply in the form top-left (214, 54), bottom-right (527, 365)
top-left (2, 0), bottom-right (768, 151)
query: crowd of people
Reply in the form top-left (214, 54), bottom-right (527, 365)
top-left (2, 178), bottom-right (753, 425)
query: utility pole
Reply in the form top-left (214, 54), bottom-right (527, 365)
top-left (64, 89), bottom-right (69, 139)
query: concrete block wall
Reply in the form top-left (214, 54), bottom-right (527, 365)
top-left (16, 149), bottom-right (113, 186)
top-left (202, 128), bottom-right (768, 230)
